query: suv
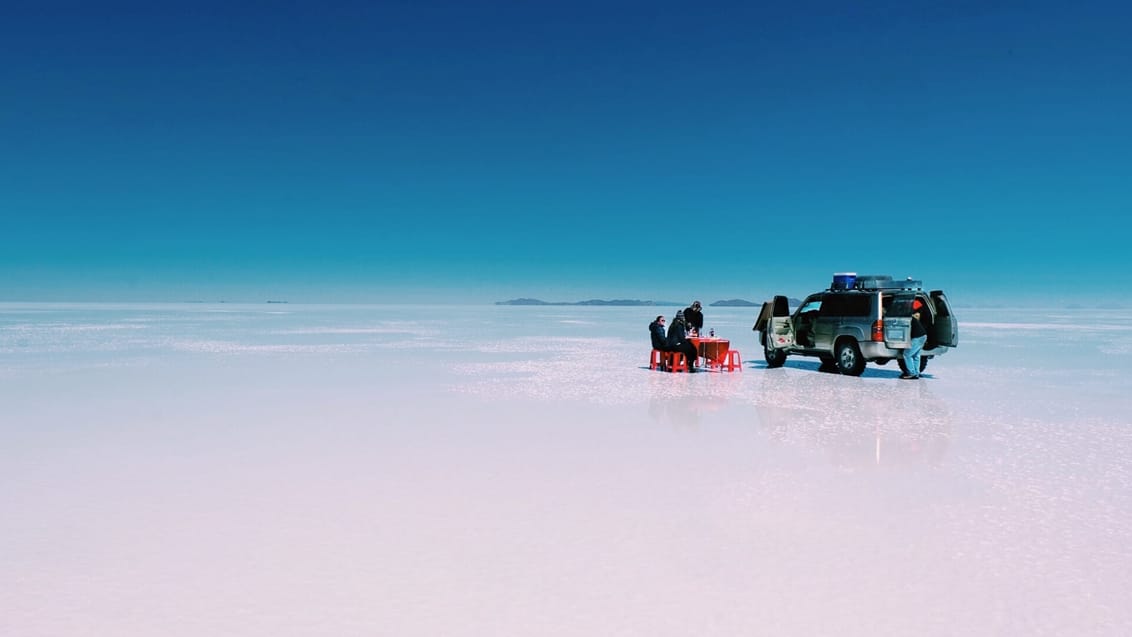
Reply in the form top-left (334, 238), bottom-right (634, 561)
top-left (752, 274), bottom-right (959, 376)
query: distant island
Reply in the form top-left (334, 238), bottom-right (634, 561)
top-left (496, 298), bottom-right (765, 307)
top-left (496, 298), bottom-right (681, 306)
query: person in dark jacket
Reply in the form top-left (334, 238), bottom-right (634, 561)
top-left (901, 301), bottom-right (928, 380)
top-left (648, 315), bottom-right (668, 351)
top-left (683, 301), bottom-right (704, 336)
top-left (666, 309), bottom-right (699, 372)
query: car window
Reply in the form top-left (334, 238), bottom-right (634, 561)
top-left (842, 295), bottom-right (870, 316)
top-left (818, 294), bottom-right (845, 316)
top-left (890, 294), bottom-right (918, 317)
top-left (881, 294), bottom-right (895, 316)
top-left (798, 299), bottom-right (822, 314)
top-left (819, 293), bottom-right (870, 317)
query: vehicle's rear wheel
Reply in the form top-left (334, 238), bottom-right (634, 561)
top-left (897, 356), bottom-right (929, 375)
top-left (763, 335), bottom-right (787, 368)
top-left (835, 340), bottom-right (866, 376)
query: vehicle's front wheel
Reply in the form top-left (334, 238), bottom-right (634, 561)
top-left (835, 340), bottom-right (866, 376)
top-left (763, 334), bottom-right (787, 368)
top-left (898, 356), bottom-right (929, 375)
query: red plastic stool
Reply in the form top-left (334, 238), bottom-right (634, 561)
top-left (721, 350), bottom-right (742, 371)
top-left (649, 349), bottom-right (666, 370)
top-left (668, 352), bottom-right (689, 373)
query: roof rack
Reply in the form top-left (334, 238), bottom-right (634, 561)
top-left (829, 273), bottom-right (922, 291)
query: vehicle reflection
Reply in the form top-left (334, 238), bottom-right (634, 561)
top-left (751, 369), bottom-right (952, 468)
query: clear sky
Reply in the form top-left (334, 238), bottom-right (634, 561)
top-left (2, 1), bottom-right (1129, 305)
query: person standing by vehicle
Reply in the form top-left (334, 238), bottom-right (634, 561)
top-left (901, 301), bottom-right (928, 380)
top-left (683, 301), bottom-right (704, 336)
top-left (667, 310), bottom-right (699, 372)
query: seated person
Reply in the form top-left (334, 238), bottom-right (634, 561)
top-left (666, 310), bottom-right (700, 372)
top-left (648, 315), bottom-right (669, 351)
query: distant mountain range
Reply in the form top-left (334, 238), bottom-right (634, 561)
top-left (495, 298), bottom-right (767, 307)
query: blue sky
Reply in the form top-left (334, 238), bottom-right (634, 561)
top-left (2, 0), bottom-right (1129, 305)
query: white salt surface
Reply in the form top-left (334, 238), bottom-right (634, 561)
top-left (2, 303), bottom-right (1131, 636)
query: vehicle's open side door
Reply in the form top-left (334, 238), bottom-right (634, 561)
top-left (752, 300), bottom-right (773, 333)
top-left (762, 295), bottom-right (794, 349)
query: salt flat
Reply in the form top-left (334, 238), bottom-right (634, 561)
top-left (2, 303), bottom-right (1130, 636)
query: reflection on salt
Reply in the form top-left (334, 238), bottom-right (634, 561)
top-left (749, 370), bottom-right (953, 468)
top-left (647, 393), bottom-right (730, 429)
top-left (3, 303), bottom-right (1131, 636)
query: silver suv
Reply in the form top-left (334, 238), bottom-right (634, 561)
top-left (752, 274), bottom-right (959, 376)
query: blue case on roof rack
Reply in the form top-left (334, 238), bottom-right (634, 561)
top-left (831, 272), bottom-right (857, 290)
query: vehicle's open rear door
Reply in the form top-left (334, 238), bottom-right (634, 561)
top-left (930, 290), bottom-right (959, 347)
top-left (883, 292), bottom-right (916, 348)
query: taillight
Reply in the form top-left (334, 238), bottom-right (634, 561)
top-left (871, 319), bottom-right (884, 342)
